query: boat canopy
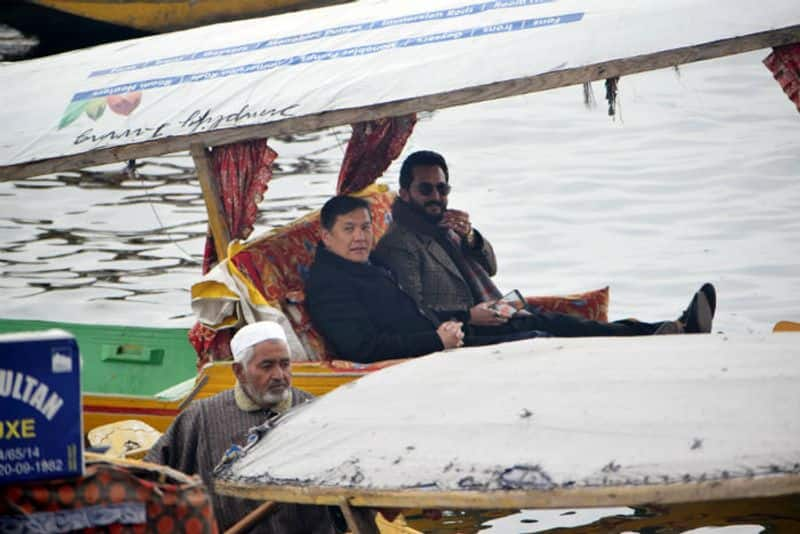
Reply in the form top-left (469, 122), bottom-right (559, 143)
top-left (1, 0), bottom-right (799, 180)
top-left (214, 334), bottom-right (800, 509)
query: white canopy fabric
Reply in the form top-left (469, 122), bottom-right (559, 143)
top-left (1, 0), bottom-right (799, 177)
top-left (215, 334), bottom-right (800, 508)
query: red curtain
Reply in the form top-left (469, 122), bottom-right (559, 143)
top-left (189, 323), bottom-right (233, 368)
top-left (192, 139), bottom-right (277, 369)
top-left (764, 43), bottom-right (800, 113)
top-left (337, 114), bottom-right (417, 194)
top-left (201, 140), bottom-right (278, 273)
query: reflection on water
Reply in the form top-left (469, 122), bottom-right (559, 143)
top-left (0, 24), bottom-right (37, 60)
top-left (0, 130), bottom-right (349, 326)
top-left (2, 161), bottom-right (203, 317)
top-left (402, 493), bottom-right (800, 533)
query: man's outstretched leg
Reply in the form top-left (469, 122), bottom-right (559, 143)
top-left (506, 283), bottom-right (716, 337)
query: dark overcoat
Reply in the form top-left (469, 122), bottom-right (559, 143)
top-left (306, 244), bottom-right (444, 363)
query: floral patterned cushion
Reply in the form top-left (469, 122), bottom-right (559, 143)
top-left (526, 286), bottom-right (609, 322)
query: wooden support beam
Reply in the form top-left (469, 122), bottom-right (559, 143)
top-left (191, 143), bottom-right (231, 262)
top-left (2, 25), bottom-right (799, 182)
top-left (224, 501), bottom-right (277, 534)
top-left (338, 500), bottom-right (379, 534)
top-left (177, 374), bottom-right (209, 411)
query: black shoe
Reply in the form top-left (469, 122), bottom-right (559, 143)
top-left (680, 283), bottom-right (716, 333)
top-left (653, 320), bottom-right (684, 335)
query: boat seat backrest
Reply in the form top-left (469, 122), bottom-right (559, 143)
top-left (228, 187), bottom-right (610, 363)
top-left (230, 190), bottom-right (396, 361)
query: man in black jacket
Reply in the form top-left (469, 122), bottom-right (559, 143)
top-left (306, 195), bottom-right (465, 363)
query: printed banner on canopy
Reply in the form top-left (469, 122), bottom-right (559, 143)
top-left (0, 0), bottom-right (798, 172)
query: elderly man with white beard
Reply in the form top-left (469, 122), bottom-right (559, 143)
top-left (145, 321), bottom-right (336, 533)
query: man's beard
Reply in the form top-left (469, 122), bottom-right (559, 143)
top-left (407, 198), bottom-right (445, 224)
top-left (243, 381), bottom-right (289, 407)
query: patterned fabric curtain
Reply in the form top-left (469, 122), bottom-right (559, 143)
top-left (337, 114), bottom-right (417, 194)
top-left (201, 139), bottom-right (278, 273)
top-left (192, 139), bottom-right (277, 368)
top-left (190, 115), bottom-right (417, 367)
top-left (764, 43), bottom-right (800, 113)
top-left (189, 324), bottom-right (233, 368)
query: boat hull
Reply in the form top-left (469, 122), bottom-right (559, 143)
top-left (82, 361), bottom-right (366, 433)
top-left (0, 319), bottom-right (367, 433)
top-left (28, 0), bottom-right (350, 32)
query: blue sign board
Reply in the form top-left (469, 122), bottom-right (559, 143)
top-left (0, 330), bottom-right (83, 483)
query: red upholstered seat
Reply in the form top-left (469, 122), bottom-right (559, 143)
top-left (228, 188), bottom-right (609, 363)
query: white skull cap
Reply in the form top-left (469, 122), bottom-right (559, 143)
top-left (230, 321), bottom-right (288, 362)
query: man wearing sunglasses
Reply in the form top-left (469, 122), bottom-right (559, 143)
top-left (373, 150), bottom-right (716, 339)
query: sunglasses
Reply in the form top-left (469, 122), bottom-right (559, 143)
top-left (415, 182), bottom-right (451, 196)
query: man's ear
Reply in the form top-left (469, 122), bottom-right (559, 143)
top-left (320, 228), bottom-right (331, 248)
top-left (398, 188), bottom-right (410, 202)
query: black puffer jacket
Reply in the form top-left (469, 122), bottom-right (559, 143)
top-left (306, 244), bottom-right (444, 363)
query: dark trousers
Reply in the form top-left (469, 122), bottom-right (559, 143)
top-left (470, 309), bottom-right (664, 340)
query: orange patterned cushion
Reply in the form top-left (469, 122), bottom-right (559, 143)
top-left (526, 286), bottom-right (609, 322)
top-left (231, 190), bottom-right (396, 361)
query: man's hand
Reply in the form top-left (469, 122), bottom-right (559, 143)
top-left (440, 209), bottom-right (472, 239)
top-left (436, 321), bottom-right (464, 349)
top-left (469, 301), bottom-right (515, 326)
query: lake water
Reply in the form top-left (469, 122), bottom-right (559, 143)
top-left (2, 50), bottom-right (798, 335)
top-left (1, 41), bottom-right (798, 533)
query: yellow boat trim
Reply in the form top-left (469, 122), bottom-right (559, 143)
top-left (773, 321), bottom-right (800, 332)
top-left (30, 0), bottom-right (350, 33)
top-left (82, 360), bottom-right (364, 432)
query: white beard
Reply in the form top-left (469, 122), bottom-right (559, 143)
top-left (243, 381), bottom-right (289, 407)
top-left (259, 386), bottom-right (289, 406)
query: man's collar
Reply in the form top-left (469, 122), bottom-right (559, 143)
top-left (234, 381), bottom-right (293, 414)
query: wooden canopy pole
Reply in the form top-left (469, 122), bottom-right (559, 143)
top-left (191, 143), bottom-right (232, 262)
top-left (338, 499), bottom-right (379, 534)
top-left (224, 501), bottom-right (277, 534)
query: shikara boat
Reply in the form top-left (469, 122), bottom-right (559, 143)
top-left (0, 0), bottom-right (798, 454)
top-left (215, 334), bottom-right (800, 532)
top-left (14, 0), bottom-right (352, 33)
